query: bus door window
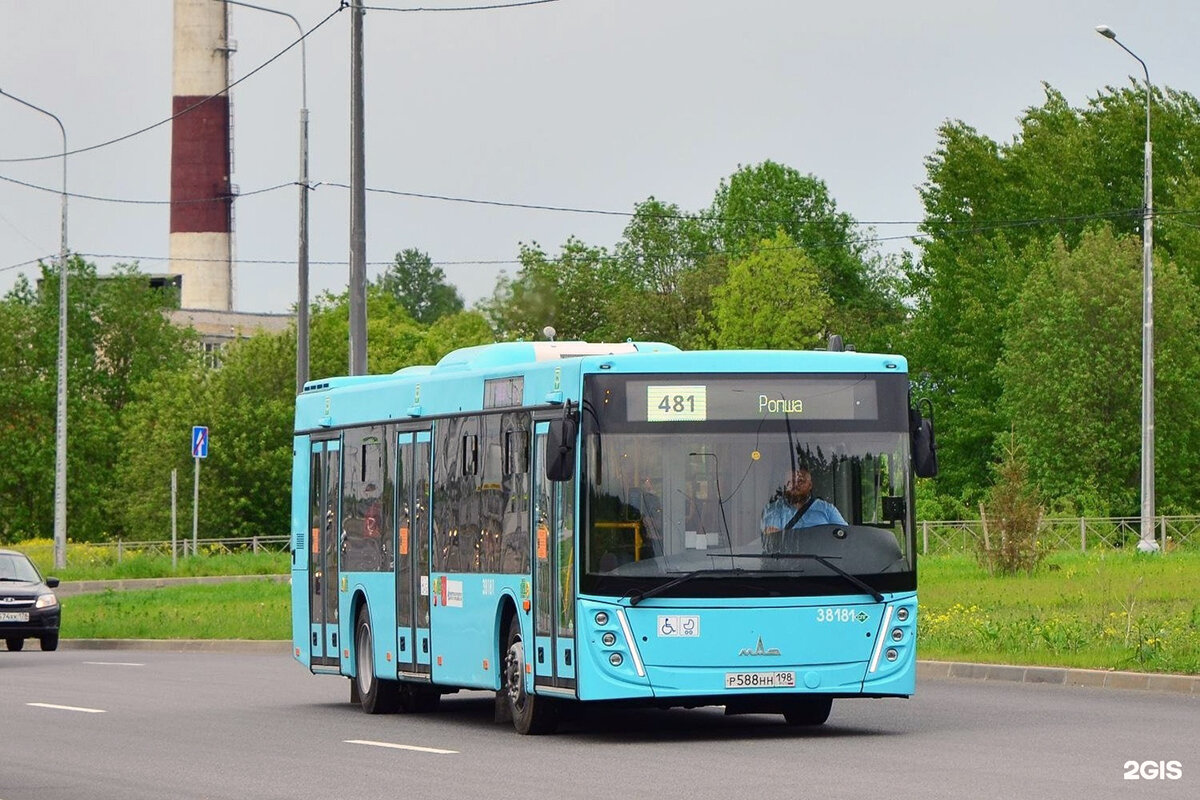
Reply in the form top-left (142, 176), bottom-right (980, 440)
top-left (395, 432), bottom-right (413, 667)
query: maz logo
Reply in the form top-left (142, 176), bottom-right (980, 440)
top-left (738, 637), bottom-right (781, 657)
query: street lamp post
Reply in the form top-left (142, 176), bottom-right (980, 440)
top-left (0, 88), bottom-right (69, 569)
top-left (223, 0), bottom-right (311, 394)
top-left (1096, 24), bottom-right (1159, 553)
top-left (349, 0), bottom-right (368, 376)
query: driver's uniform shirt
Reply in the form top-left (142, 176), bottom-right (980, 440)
top-left (761, 498), bottom-right (847, 531)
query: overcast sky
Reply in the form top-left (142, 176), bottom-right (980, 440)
top-left (2, 0), bottom-right (1198, 315)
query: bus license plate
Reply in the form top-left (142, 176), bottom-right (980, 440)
top-left (725, 671), bottom-right (796, 689)
top-left (0, 612), bottom-right (30, 623)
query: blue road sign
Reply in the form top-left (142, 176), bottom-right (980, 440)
top-left (192, 426), bottom-right (209, 459)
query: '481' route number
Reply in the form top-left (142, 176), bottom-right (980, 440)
top-left (646, 385), bottom-right (707, 422)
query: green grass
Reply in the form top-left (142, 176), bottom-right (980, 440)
top-left (918, 551), bottom-right (1200, 675)
top-left (60, 581), bottom-right (290, 640)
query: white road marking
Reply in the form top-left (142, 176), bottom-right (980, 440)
top-left (27, 702), bottom-right (106, 714)
top-left (344, 739), bottom-right (457, 754)
top-left (83, 661), bottom-right (145, 667)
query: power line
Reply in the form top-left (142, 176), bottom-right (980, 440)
top-left (0, 5), bottom-right (344, 164)
top-left (0, 173), bottom-right (297, 205)
top-left (0, 167), bottom-right (1155, 237)
top-left (0, 255), bottom-right (55, 275)
top-left (2, 160), bottom-right (1164, 257)
top-left (47, 204), bottom-right (1169, 273)
top-left (71, 252), bottom-right (501, 268)
top-left (363, 0), bottom-right (562, 12)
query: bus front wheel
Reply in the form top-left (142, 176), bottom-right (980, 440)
top-left (782, 696), bottom-right (832, 726)
top-left (503, 617), bottom-right (557, 735)
top-left (355, 606), bottom-right (400, 714)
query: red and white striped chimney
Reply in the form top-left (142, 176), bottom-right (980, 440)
top-left (170, 0), bottom-right (233, 311)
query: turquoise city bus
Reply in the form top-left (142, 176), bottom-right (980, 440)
top-left (290, 339), bottom-right (937, 734)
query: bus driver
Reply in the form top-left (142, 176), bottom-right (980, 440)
top-left (761, 466), bottom-right (847, 537)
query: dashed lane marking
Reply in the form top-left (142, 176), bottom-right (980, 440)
top-left (344, 739), bottom-right (457, 754)
top-left (83, 661), bottom-right (145, 667)
top-left (27, 702), bottom-right (106, 714)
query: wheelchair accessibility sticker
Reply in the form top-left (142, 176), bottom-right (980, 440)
top-left (658, 615), bottom-right (700, 637)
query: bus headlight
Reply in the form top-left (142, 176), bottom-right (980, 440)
top-left (609, 653), bottom-right (623, 667)
top-left (891, 628), bottom-right (904, 642)
top-left (895, 607), bottom-right (910, 622)
top-left (595, 611), bottom-right (609, 626)
top-left (601, 632), bottom-right (617, 646)
top-left (885, 648), bottom-right (898, 662)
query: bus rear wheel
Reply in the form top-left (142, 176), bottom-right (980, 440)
top-left (355, 606), bottom-right (400, 714)
top-left (503, 617), bottom-right (557, 735)
top-left (782, 696), bottom-right (832, 726)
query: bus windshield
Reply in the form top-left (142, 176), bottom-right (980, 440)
top-left (579, 372), bottom-right (916, 597)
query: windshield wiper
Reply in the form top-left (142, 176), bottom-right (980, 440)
top-left (628, 568), bottom-right (747, 606)
top-left (725, 553), bottom-right (884, 602)
top-left (0, 576), bottom-right (29, 582)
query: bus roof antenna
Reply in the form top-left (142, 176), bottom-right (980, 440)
top-left (542, 326), bottom-right (557, 342)
top-left (828, 334), bottom-right (844, 352)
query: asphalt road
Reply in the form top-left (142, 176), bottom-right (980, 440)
top-left (1, 648), bottom-right (1194, 800)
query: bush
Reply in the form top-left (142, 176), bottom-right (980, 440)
top-left (977, 435), bottom-right (1047, 575)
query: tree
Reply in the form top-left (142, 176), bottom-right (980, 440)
top-left (711, 230), bottom-right (831, 349)
top-left (480, 238), bottom-right (620, 342)
top-left (408, 311), bottom-right (494, 366)
top-left (374, 249), bottom-right (464, 325)
top-left (203, 332), bottom-right (296, 539)
top-left (997, 228), bottom-right (1200, 515)
top-left (710, 161), bottom-right (904, 351)
top-left (115, 330), bottom-right (299, 541)
top-left (608, 198), bottom-right (722, 348)
top-left (308, 287), bottom-right (425, 379)
top-left (909, 82), bottom-right (1200, 505)
top-left (0, 259), bottom-right (195, 542)
top-left (907, 234), bottom-right (1043, 502)
top-left (112, 362), bottom-right (210, 541)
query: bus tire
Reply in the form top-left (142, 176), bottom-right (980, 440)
top-left (355, 605), bottom-right (400, 714)
top-left (503, 617), bottom-right (558, 735)
top-left (782, 696), bottom-right (832, 726)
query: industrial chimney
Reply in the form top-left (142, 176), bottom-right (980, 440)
top-left (170, 0), bottom-right (233, 311)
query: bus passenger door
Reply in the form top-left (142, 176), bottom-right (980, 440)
top-left (532, 423), bottom-right (577, 691)
top-left (308, 439), bottom-right (341, 670)
top-left (395, 430), bottom-right (433, 678)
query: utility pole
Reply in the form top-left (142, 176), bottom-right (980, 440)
top-left (348, 0), bottom-right (368, 375)
top-left (1, 88), bottom-right (69, 569)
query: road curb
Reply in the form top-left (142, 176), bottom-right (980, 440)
top-left (918, 659), bottom-right (1199, 696)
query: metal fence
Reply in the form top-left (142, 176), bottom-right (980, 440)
top-left (918, 516), bottom-right (1200, 555)
top-left (75, 535), bottom-right (291, 562)
top-left (60, 518), bottom-right (1200, 562)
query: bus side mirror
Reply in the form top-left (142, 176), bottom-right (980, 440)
top-left (546, 415), bottom-right (578, 482)
top-left (910, 405), bottom-right (938, 478)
